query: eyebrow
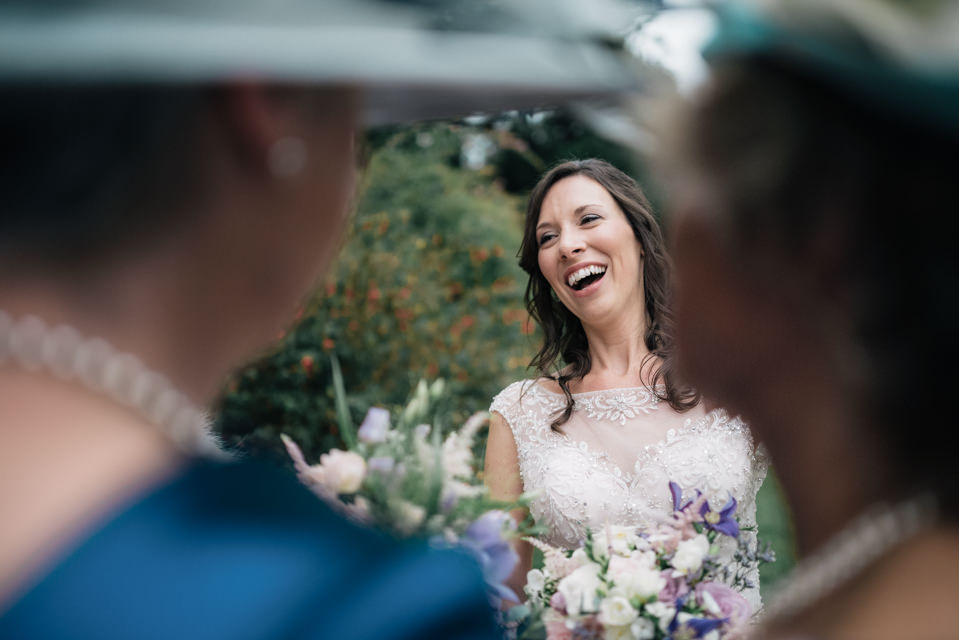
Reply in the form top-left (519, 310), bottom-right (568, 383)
top-left (536, 204), bottom-right (603, 232)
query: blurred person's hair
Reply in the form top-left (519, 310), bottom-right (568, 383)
top-left (518, 158), bottom-right (699, 429)
top-left (0, 85), bottom-right (210, 271)
top-left (0, 84), bottom-right (351, 273)
top-left (661, 59), bottom-right (959, 518)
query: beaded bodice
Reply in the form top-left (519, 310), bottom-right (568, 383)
top-left (490, 379), bottom-right (768, 609)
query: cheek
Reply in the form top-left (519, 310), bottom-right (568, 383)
top-left (537, 251), bottom-right (557, 292)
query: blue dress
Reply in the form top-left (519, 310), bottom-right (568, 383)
top-left (0, 458), bottom-right (498, 639)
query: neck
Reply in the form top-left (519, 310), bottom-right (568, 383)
top-left (579, 319), bottom-right (655, 388)
top-left (586, 330), bottom-right (655, 387)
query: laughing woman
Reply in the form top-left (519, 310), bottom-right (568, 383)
top-left (484, 159), bottom-right (768, 613)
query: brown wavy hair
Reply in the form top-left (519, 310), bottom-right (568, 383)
top-left (518, 158), bottom-right (698, 429)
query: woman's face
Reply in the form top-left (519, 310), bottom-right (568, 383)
top-left (535, 174), bottom-right (645, 329)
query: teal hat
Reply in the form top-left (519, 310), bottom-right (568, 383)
top-left (0, 0), bottom-right (642, 125)
top-left (703, 0), bottom-right (959, 135)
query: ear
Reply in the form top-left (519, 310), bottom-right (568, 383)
top-left (218, 82), bottom-right (297, 177)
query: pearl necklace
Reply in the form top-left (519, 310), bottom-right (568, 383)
top-left (0, 310), bottom-right (225, 458)
top-left (762, 493), bottom-right (938, 624)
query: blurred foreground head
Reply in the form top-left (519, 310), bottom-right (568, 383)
top-left (659, 0), bottom-right (959, 519)
top-left (0, 0), bottom-right (639, 396)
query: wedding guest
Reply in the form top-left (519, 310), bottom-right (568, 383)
top-left (485, 159), bottom-right (767, 613)
top-left (657, 1), bottom-right (959, 637)
top-left (0, 2), bottom-right (636, 638)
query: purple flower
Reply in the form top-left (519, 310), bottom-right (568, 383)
top-left (669, 481), bottom-right (700, 512)
top-left (669, 615), bottom-right (727, 639)
top-left (666, 594), bottom-right (728, 639)
top-left (357, 407), bottom-right (391, 443)
top-left (460, 510), bottom-right (519, 605)
top-left (699, 495), bottom-right (740, 538)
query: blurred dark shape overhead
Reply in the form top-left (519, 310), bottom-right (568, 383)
top-left (704, 0), bottom-right (959, 135)
top-left (0, 0), bottom-right (651, 124)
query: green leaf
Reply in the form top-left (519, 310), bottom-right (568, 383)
top-left (330, 354), bottom-right (356, 449)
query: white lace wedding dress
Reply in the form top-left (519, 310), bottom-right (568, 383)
top-left (490, 379), bottom-right (768, 612)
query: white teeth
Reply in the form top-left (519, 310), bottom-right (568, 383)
top-left (567, 265), bottom-right (607, 287)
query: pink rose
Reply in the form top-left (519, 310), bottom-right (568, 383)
top-left (695, 582), bottom-right (753, 625)
top-left (550, 591), bottom-right (568, 615)
top-left (658, 570), bottom-right (690, 603)
top-left (545, 620), bottom-right (573, 640)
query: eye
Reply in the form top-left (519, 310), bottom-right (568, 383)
top-left (580, 213), bottom-right (602, 225)
top-left (537, 231), bottom-right (557, 247)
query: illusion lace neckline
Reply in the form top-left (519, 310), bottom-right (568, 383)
top-left (533, 382), bottom-right (666, 397)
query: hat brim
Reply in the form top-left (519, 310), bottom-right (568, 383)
top-left (0, 9), bottom-right (642, 124)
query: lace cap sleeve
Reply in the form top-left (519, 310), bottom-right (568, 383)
top-left (489, 380), bottom-right (526, 428)
top-left (489, 379), bottom-right (547, 445)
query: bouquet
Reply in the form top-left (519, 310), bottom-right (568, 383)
top-left (281, 358), bottom-right (535, 607)
top-left (515, 482), bottom-right (774, 640)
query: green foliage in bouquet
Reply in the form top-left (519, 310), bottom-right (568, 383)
top-left (280, 361), bottom-right (539, 540)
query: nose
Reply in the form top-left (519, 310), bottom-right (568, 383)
top-left (557, 228), bottom-right (585, 260)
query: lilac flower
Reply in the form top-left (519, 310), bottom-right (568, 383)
top-left (459, 510), bottom-right (519, 605)
top-left (367, 456), bottom-right (396, 474)
top-left (440, 491), bottom-right (458, 512)
top-left (699, 496), bottom-right (740, 538)
top-left (357, 407), bottom-right (391, 443)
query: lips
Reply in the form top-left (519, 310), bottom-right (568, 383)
top-left (564, 262), bottom-right (607, 291)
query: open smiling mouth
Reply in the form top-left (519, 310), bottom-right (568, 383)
top-left (567, 265), bottom-right (607, 291)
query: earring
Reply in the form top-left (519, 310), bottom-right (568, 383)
top-left (268, 136), bottom-right (308, 178)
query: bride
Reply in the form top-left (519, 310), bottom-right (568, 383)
top-left (484, 159), bottom-right (767, 612)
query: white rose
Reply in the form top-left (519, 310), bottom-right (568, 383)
top-left (393, 500), bottom-right (426, 534)
top-left (643, 602), bottom-right (676, 634)
top-left (607, 556), bottom-right (665, 601)
top-left (626, 567), bottom-right (667, 601)
top-left (671, 534), bottom-right (710, 575)
top-left (318, 449), bottom-right (367, 494)
top-left (607, 525), bottom-right (641, 555)
top-left (569, 548), bottom-right (590, 568)
top-left (598, 595), bottom-right (638, 627)
top-left (557, 564), bottom-right (602, 616)
top-left (629, 549), bottom-right (656, 568)
top-left (631, 617), bottom-right (656, 640)
top-left (525, 569), bottom-right (546, 596)
top-left (603, 624), bottom-right (634, 640)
